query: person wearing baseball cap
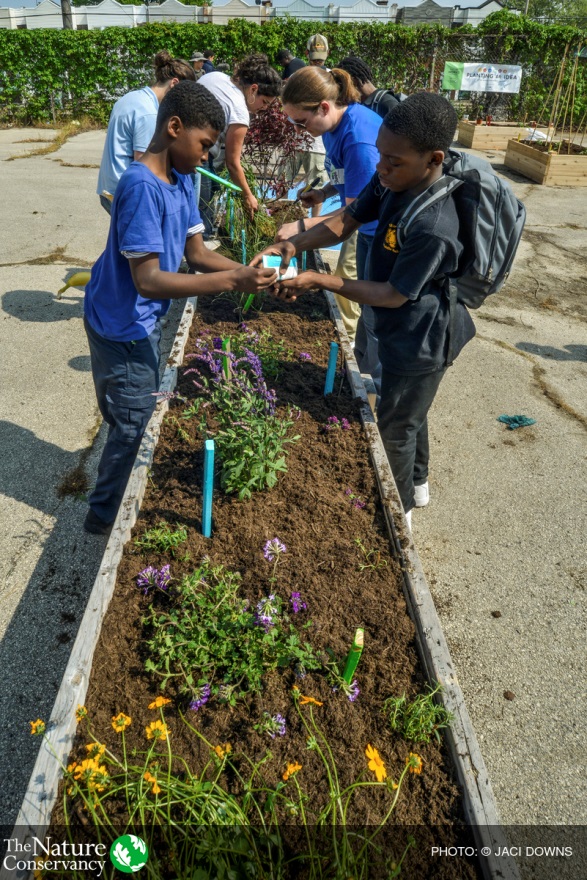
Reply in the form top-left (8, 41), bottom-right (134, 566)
top-left (306, 34), bottom-right (329, 66)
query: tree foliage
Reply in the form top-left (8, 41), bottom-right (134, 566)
top-left (0, 13), bottom-right (585, 126)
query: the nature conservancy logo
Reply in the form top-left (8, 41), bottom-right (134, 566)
top-left (2, 836), bottom-right (108, 875)
top-left (2, 834), bottom-right (149, 875)
top-left (109, 835), bottom-right (149, 873)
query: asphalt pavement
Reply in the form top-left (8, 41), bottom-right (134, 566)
top-left (0, 130), bottom-right (585, 873)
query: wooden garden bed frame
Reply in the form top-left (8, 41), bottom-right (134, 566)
top-left (5, 262), bottom-right (520, 880)
top-left (457, 120), bottom-right (523, 151)
top-left (504, 137), bottom-right (587, 185)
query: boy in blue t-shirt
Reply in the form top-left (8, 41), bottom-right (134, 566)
top-left (253, 93), bottom-right (475, 528)
top-left (84, 81), bottom-right (277, 534)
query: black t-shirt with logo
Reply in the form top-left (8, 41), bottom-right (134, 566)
top-left (347, 172), bottom-right (476, 375)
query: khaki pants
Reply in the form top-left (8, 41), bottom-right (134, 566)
top-left (332, 231), bottom-right (361, 342)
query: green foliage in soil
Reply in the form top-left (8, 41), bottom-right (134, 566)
top-left (384, 684), bottom-right (453, 745)
top-left (142, 557), bottom-right (322, 708)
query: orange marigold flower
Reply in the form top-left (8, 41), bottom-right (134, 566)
top-left (365, 744), bottom-right (387, 782)
top-left (213, 743), bottom-right (232, 760)
top-left (282, 761), bottom-right (302, 782)
top-left (30, 719), bottom-right (46, 737)
top-left (299, 695), bottom-right (323, 707)
top-left (111, 712), bottom-right (131, 732)
top-left (75, 706), bottom-right (88, 724)
top-left (148, 696), bottom-right (172, 710)
top-left (85, 742), bottom-right (106, 759)
top-left (146, 720), bottom-right (169, 741)
top-left (144, 771), bottom-right (161, 795)
top-left (406, 752), bottom-right (423, 775)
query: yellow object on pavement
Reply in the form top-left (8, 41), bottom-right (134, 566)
top-left (57, 271), bottom-right (91, 299)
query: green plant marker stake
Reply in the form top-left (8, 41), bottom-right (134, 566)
top-left (221, 338), bottom-right (231, 381)
top-left (202, 439), bottom-right (215, 538)
top-left (242, 293), bottom-right (255, 314)
top-left (196, 165), bottom-right (242, 192)
top-left (301, 251), bottom-right (307, 272)
top-left (343, 628), bottom-right (364, 685)
top-left (324, 341), bottom-right (339, 395)
top-left (241, 229), bottom-right (247, 264)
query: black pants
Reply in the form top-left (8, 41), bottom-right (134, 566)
top-left (377, 367), bottom-right (446, 513)
top-left (85, 317), bottom-right (161, 523)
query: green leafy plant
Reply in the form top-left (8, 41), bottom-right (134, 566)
top-left (142, 558), bottom-right (322, 707)
top-left (135, 521), bottom-right (188, 556)
top-left (354, 538), bottom-right (388, 572)
top-left (185, 335), bottom-right (300, 500)
top-left (383, 683), bottom-right (453, 744)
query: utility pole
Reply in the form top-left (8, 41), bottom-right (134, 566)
top-left (524, 0), bottom-right (530, 13)
top-left (61, 0), bottom-right (73, 28)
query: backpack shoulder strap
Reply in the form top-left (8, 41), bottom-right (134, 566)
top-left (396, 175), bottom-right (464, 249)
top-left (371, 88), bottom-right (388, 114)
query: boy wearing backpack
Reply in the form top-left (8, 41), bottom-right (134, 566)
top-left (253, 94), bottom-right (478, 526)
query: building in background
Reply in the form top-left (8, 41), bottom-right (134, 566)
top-left (0, 0), bottom-right (505, 29)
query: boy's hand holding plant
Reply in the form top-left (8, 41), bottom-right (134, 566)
top-left (233, 265), bottom-right (278, 294)
top-left (275, 272), bottom-right (322, 302)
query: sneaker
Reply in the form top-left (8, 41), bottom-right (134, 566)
top-left (83, 508), bottom-right (113, 536)
top-left (414, 481), bottom-right (429, 508)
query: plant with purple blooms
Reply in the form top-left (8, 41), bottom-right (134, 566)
top-left (263, 537), bottom-right (287, 583)
top-left (254, 711), bottom-right (287, 739)
top-left (298, 352), bottom-right (312, 362)
top-left (320, 415), bottom-right (351, 435)
top-left (136, 564), bottom-right (171, 595)
top-left (189, 683), bottom-right (211, 712)
top-left (142, 558), bottom-right (321, 708)
top-left (290, 592), bottom-right (307, 614)
top-left (344, 488), bottom-right (366, 510)
top-left (183, 334), bottom-right (300, 500)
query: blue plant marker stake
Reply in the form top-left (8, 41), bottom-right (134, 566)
top-left (202, 439), bottom-right (215, 538)
top-left (302, 251), bottom-right (307, 272)
top-left (241, 228), bottom-right (247, 264)
top-left (228, 197), bottom-right (234, 238)
top-left (324, 342), bottom-right (339, 396)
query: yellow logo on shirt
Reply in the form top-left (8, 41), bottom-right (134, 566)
top-left (384, 223), bottom-right (399, 253)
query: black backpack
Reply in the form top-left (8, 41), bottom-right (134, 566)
top-left (395, 148), bottom-right (526, 363)
top-left (370, 88), bottom-right (407, 118)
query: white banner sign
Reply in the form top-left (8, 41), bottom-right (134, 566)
top-left (442, 62), bottom-right (522, 94)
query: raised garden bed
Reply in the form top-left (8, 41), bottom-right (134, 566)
top-left (457, 121), bottom-right (523, 151)
top-left (504, 137), bottom-right (587, 185)
top-left (12, 261), bottom-right (519, 880)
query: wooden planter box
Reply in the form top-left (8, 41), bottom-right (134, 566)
top-left (7, 263), bottom-right (520, 880)
top-left (457, 120), bottom-right (523, 151)
top-left (504, 137), bottom-right (587, 185)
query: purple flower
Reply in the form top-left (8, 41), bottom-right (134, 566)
top-left (341, 418), bottom-right (351, 430)
top-left (263, 538), bottom-right (287, 563)
top-left (298, 352), bottom-right (312, 362)
top-left (347, 680), bottom-right (360, 702)
top-left (344, 488), bottom-right (352, 496)
top-left (213, 337), bottom-right (223, 351)
top-left (353, 499), bottom-right (366, 510)
top-left (137, 565), bottom-right (171, 595)
top-left (255, 594), bottom-right (279, 631)
top-left (255, 711), bottom-right (287, 739)
top-left (327, 415), bottom-right (339, 425)
top-left (189, 683), bottom-right (211, 711)
top-left (290, 591), bottom-right (307, 614)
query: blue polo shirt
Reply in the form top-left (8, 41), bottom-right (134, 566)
top-left (97, 86), bottom-right (159, 197)
top-left (322, 103), bottom-right (382, 238)
top-left (85, 162), bottom-right (203, 342)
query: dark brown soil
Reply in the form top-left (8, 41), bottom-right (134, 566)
top-left (55, 289), bottom-right (480, 878)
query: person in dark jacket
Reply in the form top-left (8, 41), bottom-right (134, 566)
top-left (338, 56), bottom-right (401, 119)
top-left (203, 51), bottom-right (215, 75)
top-left (276, 49), bottom-right (305, 80)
